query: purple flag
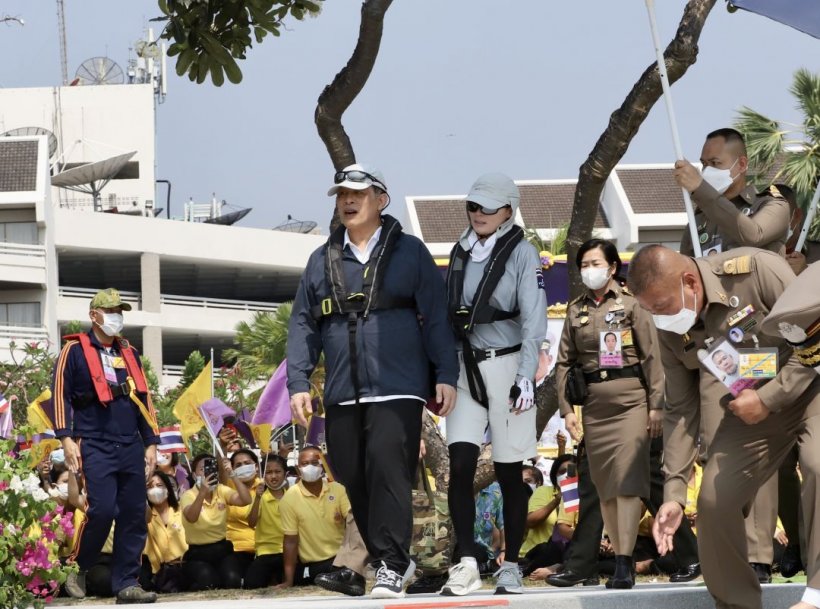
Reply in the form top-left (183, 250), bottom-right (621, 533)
top-left (198, 398), bottom-right (235, 439)
top-left (252, 360), bottom-right (291, 429)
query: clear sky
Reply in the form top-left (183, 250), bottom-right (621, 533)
top-left (0, 0), bottom-right (816, 232)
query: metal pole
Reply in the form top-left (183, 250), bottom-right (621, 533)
top-left (795, 182), bottom-right (820, 252)
top-left (645, 0), bottom-right (703, 257)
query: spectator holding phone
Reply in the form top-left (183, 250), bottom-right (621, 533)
top-left (244, 455), bottom-right (289, 588)
top-left (179, 453), bottom-right (252, 590)
top-left (225, 449), bottom-right (263, 586)
top-left (143, 471), bottom-right (187, 593)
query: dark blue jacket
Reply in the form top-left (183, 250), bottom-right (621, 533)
top-left (52, 331), bottom-right (159, 446)
top-left (287, 226), bottom-right (458, 406)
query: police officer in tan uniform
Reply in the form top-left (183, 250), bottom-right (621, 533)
top-left (676, 127), bottom-right (789, 580)
top-left (556, 239), bottom-right (665, 589)
top-left (676, 128), bottom-right (790, 257)
top-left (628, 246), bottom-right (820, 609)
top-left (761, 261), bottom-right (820, 609)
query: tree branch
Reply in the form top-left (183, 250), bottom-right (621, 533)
top-left (314, 0), bottom-right (393, 172)
top-left (566, 0), bottom-right (717, 298)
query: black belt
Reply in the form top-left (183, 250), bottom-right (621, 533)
top-left (584, 364), bottom-right (642, 384)
top-left (472, 344), bottom-right (522, 363)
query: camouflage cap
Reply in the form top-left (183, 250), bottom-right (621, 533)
top-left (89, 288), bottom-right (132, 311)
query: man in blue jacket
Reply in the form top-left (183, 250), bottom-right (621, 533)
top-left (287, 163), bottom-right (458, 599)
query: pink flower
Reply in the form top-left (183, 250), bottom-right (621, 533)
top-left (41, 511), bottom-right (53, 524)
top-left (0, 480), bottom-right (8, 491)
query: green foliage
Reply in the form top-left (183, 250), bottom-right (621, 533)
top-left (734, 68), bottom-right (820, 239)
top-left (0, 341), bottom-right (57, 429)
top-left (0, 431), bottom-right (76, 608)
top-left (158, 0), bottom-right (324, 86)
top-left (223, 303), bottom-right (292, 379)
top-left (63, 320), bottom-right (84, 335)
top-left (548, 223), bottom-right (570, 255)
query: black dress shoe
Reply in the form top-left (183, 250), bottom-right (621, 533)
top-left (780, 545), bottom-right (803, 578)
top-left (314, 568), bottom-right (366, 596)
top-left (407, 573), bottom-right (449, 594)
top-left (750, 562), bottom-right (772, 584)
top-left (607, 555), bottom-right (634, 589)
top-left (546, 570), bottom-right (596, 587)
top-left (669, 563), bottom-right (701, 583)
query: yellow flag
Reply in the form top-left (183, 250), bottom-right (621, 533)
top-left (172, 361), bottom-right (212, 442)
top-left (250, 423), bottom-right (272, 453)
top-left (29, 438), bottom-right (61, 468)
top-left (27, 388), bottom-right (53, 434)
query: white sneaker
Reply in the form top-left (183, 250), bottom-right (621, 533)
top-left (371, 560), bottom-right (411, 599)
top-left (440, 562), bottom-right (481, 596)
top-left (494, 563), bottom-right (524, 594)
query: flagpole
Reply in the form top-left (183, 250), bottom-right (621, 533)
top-left (795, 182), bottom-right (820, 253)
top-left (644, 0), bottom-right (703, 257)
top-left (210, 348), bottom-right (215, 399)
top-left (198, 405), bottom-right (226, 459)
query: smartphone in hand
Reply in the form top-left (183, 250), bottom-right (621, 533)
top-left (203, 457), bottom-right (219, 489)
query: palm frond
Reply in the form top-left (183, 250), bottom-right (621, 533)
top-left (549, 223), bottom-right (570, 255)
top-left (524, 227), bottom-right (547, 252)
top-left (734, 106), bottom-right (788, 178)
top-left (790, 68), bottom-right (820, 144)
top-left (781, 150), bottom-right (820, 211)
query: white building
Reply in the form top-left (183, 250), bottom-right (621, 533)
top-left (0, 82), bottom-right (323, 387)
top-left (405, 165), bottom-right (690, 257)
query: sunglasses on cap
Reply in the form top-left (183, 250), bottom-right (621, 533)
top-left (334, 170), bottom-right (386, 191)
top-left (466, 201), bottom-right (511, 215)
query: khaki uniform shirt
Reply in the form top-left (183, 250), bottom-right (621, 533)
top-left (556, 281), bottom-right (665, 416)
top-left (680, 183), bottom-right (789, 256)
top-left (658, 248), bottom-right (817, 505)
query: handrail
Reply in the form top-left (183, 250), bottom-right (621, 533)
top-left (0, 325), bottom-right (49, 340)
top-left (59, 287), bottom-right (279, 313)
top-left (0, 242), bottom-right (46, 256)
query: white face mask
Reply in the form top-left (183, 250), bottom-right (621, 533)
top-left (156, 453), bottom-right (171, 467)
top-left (266, 478), bottom-right (288, 491)
top-left (556, 473), bottom-right (568, 485)
top-left (97, 311), bottom-right (124, 337)
top-left (233, 464), bottom-right (257, 482)
top-left (653, 280), bottom-right (698, 335)
top-left (526, 482), bottom-right (537, 492)
top-left (701, 158), bottom-right (740, 195)
top-left (581, 266), bottom-right (611, 290)
top-left (147, 487), bottom-right (168, 505)
top-left (286, 476), bottom-right (297, 488)
top-left (299, 464), bottom-right (323, 483)
top-left (50, 449), bottom-right (65, 464)
top-left (56, 483), bottom-right (69, 499)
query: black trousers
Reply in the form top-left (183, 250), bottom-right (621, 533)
top-left (325, 398), bottom-right (423, 573)
top-left (244, 553), bottom-right (284, 589)
top-left (563, 437), bottom-right (699, 577)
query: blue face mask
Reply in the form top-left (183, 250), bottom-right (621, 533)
top-left (50, 449), bottom-right (65, 464)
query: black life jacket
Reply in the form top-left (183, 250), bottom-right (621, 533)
top-left (446, 225), bottom-right (524, 407)
top-left (310, 214), bottom-right (415, 403)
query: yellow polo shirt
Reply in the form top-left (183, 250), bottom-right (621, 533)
top-left (144, 507), bottom-right (188, 573)
top-left (180, 484), bottom-right (233, 545)
top-left (520, 486), bottom-right (559, 557)
top-left (227, 478), bottom-right (262, 553)
top-left (279, 481), bottom-right (349, 564)
top-left (255, 490), bottom-right (285, 557)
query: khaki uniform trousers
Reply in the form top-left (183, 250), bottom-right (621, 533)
top-left (697, 384), bottom-right (820, 609)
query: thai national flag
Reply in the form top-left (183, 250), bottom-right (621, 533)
top-left (158, 425), bottom-right (187, 453)
top-left (559, 474), bottom-right (580, 513)
top-left (0, 393), bottom-right (9, 414)
top-left (0, 393), bottom-right (10, 439)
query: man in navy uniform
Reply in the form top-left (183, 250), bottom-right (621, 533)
top-left (55, 288), bottom-right (159, 604)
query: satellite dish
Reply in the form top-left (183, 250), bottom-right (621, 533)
top-left (204, 207), bottom-right (252, 226)
top-left (1, 126), bottom-right (59, 158)
top-left (75, 57), bottom-right (125, 85)
top-left (51, 151), bottom-right (136, 211)
top-left (273, 215), bottom-right (318, 234)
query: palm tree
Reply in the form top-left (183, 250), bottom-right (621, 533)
top-left (223, 303), bottom-right (292, 380)
top-left (734, 68), bottom-right (820, 239)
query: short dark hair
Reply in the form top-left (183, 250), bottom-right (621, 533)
top-left (549, 454), bottom-right (576, 489)
top-left (150, 470), bottom-right (180, 511)
top-left (230, 448), bottom-right (259, 467)
top-left (263, 454), bottom-right (288, 472)
top-left (49, 462), bottom-right (68, 484)
top-left (627, 244), bottom-right (666, 296)
top-left (604, 332), bottom-right (617, 342)
top-left (576, 238), bottom-right (623, 280)
top-left (522, 464), bottom-right (543, 487)
top-left (706, 128), bottom-right (746, 155)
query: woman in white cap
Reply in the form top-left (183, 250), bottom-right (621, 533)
top-left (441, 172), bottom-right (547, 596)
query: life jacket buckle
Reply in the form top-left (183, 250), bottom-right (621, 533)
top-left (347, 292), bottom-right (366, 301)
top-left (321, 298), bottom-right (333, 315)
top-left (455, 306), bottom-right (471, 317)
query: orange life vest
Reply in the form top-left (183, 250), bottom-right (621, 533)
top-left (63, 333), bottom-right (149, 403)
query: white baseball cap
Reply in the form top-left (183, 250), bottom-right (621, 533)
top-left (327, 163), bottom-right (388, 196)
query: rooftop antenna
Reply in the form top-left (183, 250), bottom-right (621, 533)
top-left (56, 0), bottom-right (68, 85)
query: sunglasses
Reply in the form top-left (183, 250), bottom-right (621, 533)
top-left (334, 170), bottom-right (386, 192)
top-left (466, 201), bottom-right (511, 215)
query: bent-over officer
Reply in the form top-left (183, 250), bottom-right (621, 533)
top-left (628, 246), bottom-right (819, 609)
top-left (676, 127), bottom-right (790, 257)
top-left (55, 288), bottom-right (159, 604)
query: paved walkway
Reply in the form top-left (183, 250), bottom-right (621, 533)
top-left (68, 582), bottom-right (804, 609)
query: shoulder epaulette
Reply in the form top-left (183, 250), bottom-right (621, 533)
top-left (720, 255), bottom-right (752, 276)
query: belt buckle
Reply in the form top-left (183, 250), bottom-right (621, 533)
top-left (486, 348), bottom-right (496, 360)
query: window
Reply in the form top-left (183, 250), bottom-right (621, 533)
top-left (0, 222), bottom-right (38, 245)
top-left (0, 302), bottom-right (41, 327)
